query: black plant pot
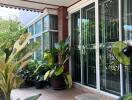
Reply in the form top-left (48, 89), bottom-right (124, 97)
top-left (35, 81), bottom-right (45, 89)
top-left (20, 80), bottom-right (35, 88)
top-left (50, 75), bottom-right (66, 90)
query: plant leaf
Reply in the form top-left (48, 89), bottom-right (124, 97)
top-left (65, 73), bottom-right (72, 88)
top-left (24, 93), bottom-right (42, 100)
top-left (44, 70), bottom-right (50, 81)
top-left (49, 69), bottom-right (55, 77)
top-left (55, 66), bottom-right (64, 76)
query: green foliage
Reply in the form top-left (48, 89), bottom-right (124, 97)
top-left (17, 93), bottom-right (41, 100)
top-left (44, 38), bottom-right (72, 88)
top-left (112, 41), bottom-right (130, 66)
top-left (118, 93), bottom-right (132, 100)
top-left (55, 37), bottom-right (70, 65)
top-left (64, 73), bottom-right (72, 88)
top-left (0, 33), bottom-right (39, 100)
top-left (55, 66), bottom-right (64, 76)
top-left (0, 18), bottom-right (27, 61)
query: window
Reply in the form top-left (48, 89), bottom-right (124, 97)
top-left (29, 25), bottom-right (34, 35)
top-left (43, 14), bottom-right (58, 51)
top-left (43, 15), bottom-right (49, 31)
top-left (30, 39), bottom-right (34, 59)
top-left (43, 32), bottom-right (58, 51)
top-left (43, 32), bottom-right (50, 50)
top-left (49, 15), bottom-right (58, 30)
top-left (43, 15), bottom-right (58, 31)
top-left (35, 20), bottom-right (42, 34)
top-left (35, 37), bottom-right (41, 59)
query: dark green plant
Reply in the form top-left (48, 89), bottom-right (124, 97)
top-left (18, 61), bottom-right (36, 87)
top-left (32, 60), bottom-right (48, 82)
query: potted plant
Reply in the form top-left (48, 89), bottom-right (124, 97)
top-left (44, 38), bottom-right (72, 90)
top-left (18, 60), bottom-right (36, 88)
top-left (31, 60), bottom-right (49, 89)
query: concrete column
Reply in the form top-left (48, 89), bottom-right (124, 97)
top-left (58, 6), bottom-right (69, 72)
top-left (58, 6), bottom-right (68, 41)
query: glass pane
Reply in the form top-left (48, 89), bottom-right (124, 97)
top-left (50, 32), bottom-right (58, 48)
top-left (71, 11), bottom-right (80, 46)
top-left (35, 20), bottom-right (42, 34)
top-left (99, 0), bottom-right (120, 95)
top-left (30, 39), bottom-right (34, 59)
top-left (49, 15), bottom-right (58, 30)
top-left (43, 15), bottom-right (49, 31)
top-left (36, 37), bottom-right (41, 59)
top-left (82, 3), bottom-right (96, 88)
top-left (122, 0), bottom-right (132, 94)
top-left (99, 0), bottom-right (119, 43)
top-left (29, 25), bottom-right (34, 35)
top-left (72, 49), bottom-right (81, 82)
top-left (43, 32), bottom-right (50, 50)
top-left (71, 11), bottom-right (81, 83)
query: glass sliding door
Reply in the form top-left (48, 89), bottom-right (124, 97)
top-left (71, 11), bottom-right (81, 83)
top-left (99, 0), bottom-right (120, 95)
top-left (81, 3), bottom-right (96, 87)
top-left (122, 0), bottom-right (132, 94)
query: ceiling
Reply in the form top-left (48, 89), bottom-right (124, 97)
top-left (0, 0), bottom-right (81, 12)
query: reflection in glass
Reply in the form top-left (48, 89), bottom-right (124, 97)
top-left (49, 15), bottom-right (58, 30)
top-left (43, 32), bottom-right (50, 50)
top-left (35, 20), bottom-right (42, 34)
top-left (43, 15), bottom-right (49, 31)
top-left (71, 11), bottom-right (81, 83)
top-left (122, 0), bottom-right (132, 40)
top-left (99, 0), bottom-right (120, 95)
top-left (122, 0), bottom-right (132, 94)
top-left (43, 32), bottom-right (58, 51)
top-left (29, 25), bottom-right (34, 35)
top-left (30, 39), bottom-right (34, 59)
top-left (36, 37), bottom-right (41, 59)
top-left (82, 3), bottom-right (96, 87)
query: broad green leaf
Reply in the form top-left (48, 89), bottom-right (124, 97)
top-left (49, 69), bottom-right (55, 77)
top-left (65, 73), bottom-right (72, 88)
top-left (44, 70), bottom-right (50, 81)
top-left (112, 41), bottom-right (130, 66)
top-left (55, 66), bottom-right (64, 76)
top-left (118, 93), bottom-right (132, 100)
top-left (24, 94), bottom-right (41, 100)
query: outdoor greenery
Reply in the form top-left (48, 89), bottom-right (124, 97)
top-left (0, 18), bottom-right (27, 61)
top-left (118, 93), bottom-right (132, 100)
top-left (0, 33), bottom-right (39, 100)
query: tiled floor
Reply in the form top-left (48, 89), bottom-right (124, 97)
top-left (11, 87), bottom-right (86, 100)
top-left (11, 87), bottom-right (117, 100)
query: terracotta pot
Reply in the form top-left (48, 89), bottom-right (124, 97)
top-left (50, 75), bottom-right (66, 90)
